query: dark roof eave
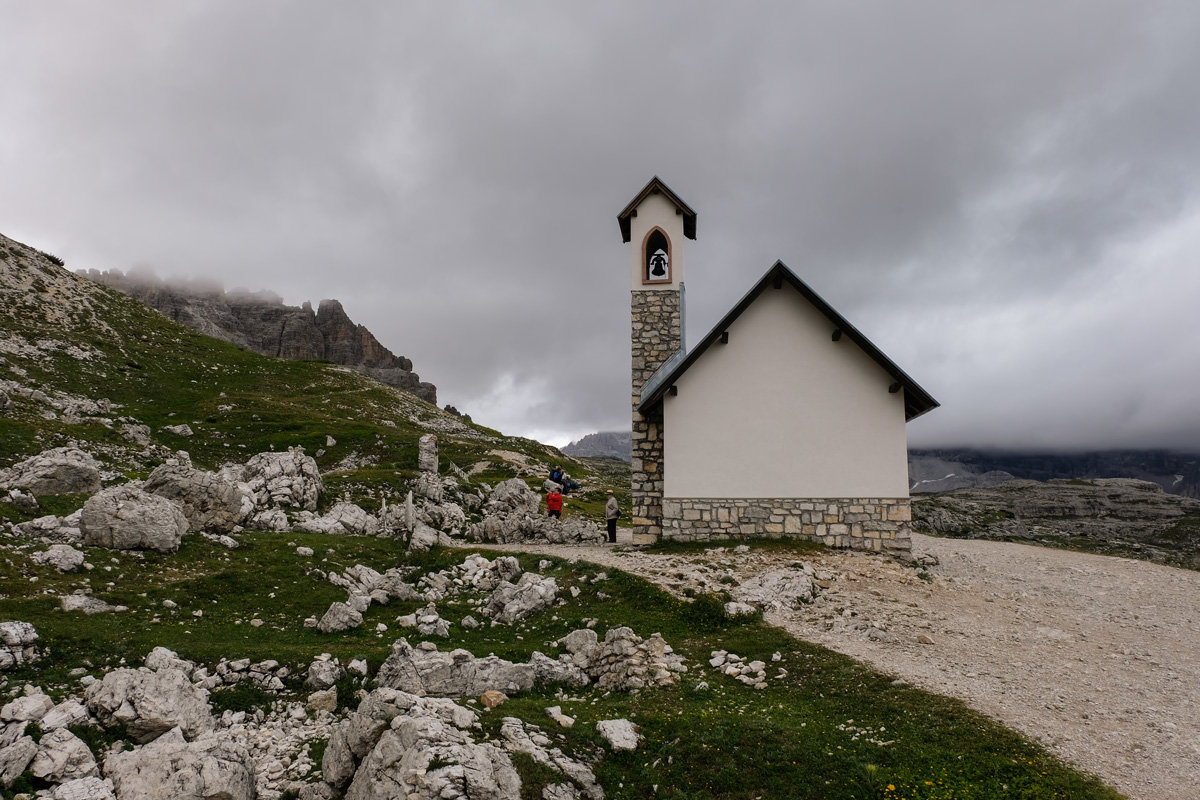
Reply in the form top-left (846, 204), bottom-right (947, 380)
top-left (637, 261), bottom-right (940, 422)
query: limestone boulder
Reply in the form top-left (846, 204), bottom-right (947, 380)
top-left (1, 690), bottom-right (54, 723)
top-left (596, 718), bottom-right (641, 751)
top-left (485, 478), bottom-right (539, 515)
top-left (418, 433), bottom-right (438, 473)
top-left (296, 502), bottom-right (379, 536)
top-left (374, 639), bottom-right (587, 699)
top-left (407, 522), bottom-right (454, 553)
top-left (104, 727), bottom-right (254, 800)
top-left (50, 776), bottom-right (117, 800)
top-left (418, 501), bottom-right (466, 536)
top-left (468, 513), bottom-right (604, 545)
top-left (144, 461), bottom-right (253, 533)
top-left (485, 573), bottom-right (558, 624)
top-left (499, 717), bottom-right (603, 799)
top-left (317, 602), bottom-right (363, 633)
top-left (0, 735), bottom-right (36, 788)
top-left (0, 447), bottom-right (101, 495)
top-left (80, 484), bottom-right (188, 553)
top-left (31, 544), bottom-right (86, 572)
top-left (344, 718), bottom-right (518, 800)
top-left (0, 621), bottom-right (41, 670)
top-left (85, 667), bottom-right (214, 743)
top-left (227, 447), bottom-right (322, 511)
top-left (735, 569), bottom-right (818, 611)
top-left (39, 700), bottom-right (91, 731)
top-left (32, 728), bottom-right (99, 783)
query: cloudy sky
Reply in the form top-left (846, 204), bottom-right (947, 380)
top-left (4, 2), bottom-right (1200, 451)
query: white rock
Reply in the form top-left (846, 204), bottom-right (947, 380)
top-left (596, 718), bottom-right (641, 751)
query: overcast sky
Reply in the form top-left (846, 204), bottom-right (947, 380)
top-left (4, 2), bottom-right (1200, 451)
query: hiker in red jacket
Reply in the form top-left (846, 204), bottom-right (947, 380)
top-left (546, 487), bottom-right (563, 518)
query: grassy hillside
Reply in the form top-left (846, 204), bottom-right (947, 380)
top-left (0, 234), bottom-right (1122, 799)
top-left (0, 232), bottom-right (626, 521)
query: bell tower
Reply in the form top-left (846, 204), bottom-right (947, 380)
top-left (617, 177), bottom-right (697, 544)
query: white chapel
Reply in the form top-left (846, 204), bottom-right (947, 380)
top-left (619, 177), bottom-right (938, 553)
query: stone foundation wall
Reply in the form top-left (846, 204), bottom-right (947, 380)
top-left (631, 290), bottom-right (681, 544)
top-left (660, 497), bottom-right (912, 554)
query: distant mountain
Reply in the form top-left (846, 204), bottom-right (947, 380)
top-left (909, 448), bottom-right (1200, 499)
top-left (562, 431), bottom-right (632, 462)
top-left (79, 268), bottom-right (437, 404)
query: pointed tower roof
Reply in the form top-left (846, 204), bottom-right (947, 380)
top-left (617, 176), bottom-right (698, 242)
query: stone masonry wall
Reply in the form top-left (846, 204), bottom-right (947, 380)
top-left (660, 497), bottom-right (913, 555)
top-left (631, 290), bottom-right (681, 543)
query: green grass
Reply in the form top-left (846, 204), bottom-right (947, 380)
top-left (0, 531), bottom-right (1123, 799)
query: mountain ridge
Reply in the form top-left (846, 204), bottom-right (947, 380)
top-left (78, 267), bottom-right (438, 405)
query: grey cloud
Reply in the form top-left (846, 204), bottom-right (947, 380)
top-left (3, 1), bottom-right (1200, 448)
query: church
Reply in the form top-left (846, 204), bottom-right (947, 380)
top-left (619, 177), bottom-right (938, 553)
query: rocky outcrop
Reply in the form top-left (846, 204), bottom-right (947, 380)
top-left (85, 667), bottom-right (215, 743)
top-left (104, 727), bottom-right (255, 800)
top-left (374, 639), bottom-right (588, 698)
top-left (80, 269), bottom-right (437, 403)
top-left (144, 459), bottom-right (254, 533)
top-left (225, 447), bottom-right (322, 512)
top-left (913, 477), bottom-right (1200, 567)
top-left (80, 484), bottom-right (188, 553)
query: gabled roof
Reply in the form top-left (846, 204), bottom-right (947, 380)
top-left (638, 261), bottom-right (940, 421)
top-left (617, 176), bottom-right (698, 243)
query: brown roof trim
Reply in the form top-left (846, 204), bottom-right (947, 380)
top-left (617, 176), bottom-right (698, 242)
top-left (637, 261), bottom-right (940, 421)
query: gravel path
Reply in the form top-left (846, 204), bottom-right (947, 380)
top-left (478, 532), bottom-right (1200, 799)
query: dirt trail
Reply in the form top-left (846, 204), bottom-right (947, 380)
top-left (480, 532), bottom-right (1200, 799)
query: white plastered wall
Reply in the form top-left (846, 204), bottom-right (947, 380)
top-left (628, 193), bottom-right (685, 290)
top-left (663, 285), bottom-right (910, 499)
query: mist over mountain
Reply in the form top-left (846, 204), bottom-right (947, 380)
top-left (79, 268), bottom-right (438, 405)
top-left (909, 448), bottom-right (1200, 499)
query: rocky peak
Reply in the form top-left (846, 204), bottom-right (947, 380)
top-left (80, 269), bottom-right (437, 404)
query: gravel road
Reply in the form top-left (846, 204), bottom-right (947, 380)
top-left (480, 532), bottom-right (1200, 799)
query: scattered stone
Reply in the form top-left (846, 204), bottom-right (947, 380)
top-left (735, 568), bottom-right (818, 611)
top-left (60, 592), bottom-right (128, 615)
top-left (160, 423), bottom-right (194, 437)
top-left (317, 602), bottom-right (363, 633)
top-left (479, 690), bottom-right (507, 710)
top-left (307, 688), bottom-right (338, 714)
top-left (31, 544), bottom-right (85, 572)
top-left (558, 627), bottom-right (687, 691)
top-left (306, 656), bottom-right (345, 690)
top-left (596, 718), bottom-right (641, 751)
